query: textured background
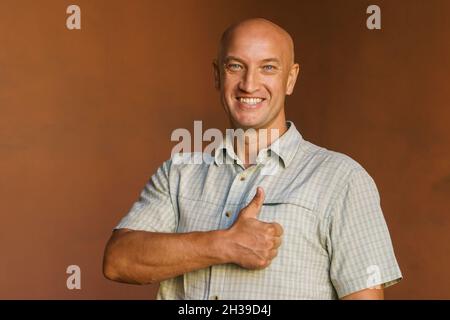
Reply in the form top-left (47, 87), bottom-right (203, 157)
top-left (0, 0), bottom-right (449, 299)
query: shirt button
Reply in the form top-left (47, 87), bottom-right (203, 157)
top-left (240, 175), bottom-right (246, 181)
top-left (212, 295), bottom-right (219, 300)
top-left (225, 211), bottom-right (231, 218)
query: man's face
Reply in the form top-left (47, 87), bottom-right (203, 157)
top-left (214, 24), bottom-right (299, 130)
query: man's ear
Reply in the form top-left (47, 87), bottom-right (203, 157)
top-left (286, 63), bottom-right (300, 95)
top-left (213, 59), bottom-right (221, 90)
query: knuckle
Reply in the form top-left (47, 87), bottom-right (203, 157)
top-left (276, 238), bottom-right (282, 248)
top-left (274, 223), bottom-right (283, 234)
top-left (256, 259), bottom-right (267, 268)
top-left (267, 225), bottom-right (275, 235)
top-left (264, 238), bottom-right (273, 249)
top-left (271, 249), bottom-right (278, 258)
top-left (271, 239), bottom-right (278, 249)
top-left (260, 259), bottom-right (270, 268)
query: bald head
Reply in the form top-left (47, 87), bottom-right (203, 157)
top-left (213, 18), bottom-right (300, 131)
top-left (218, 18), bottom-right (295, 66)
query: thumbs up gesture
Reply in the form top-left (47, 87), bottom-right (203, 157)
top-left (224, 187), bottom-right (284, 270)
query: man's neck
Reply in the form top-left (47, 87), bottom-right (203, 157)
top-left (232, 122), bottom-right (288, 168)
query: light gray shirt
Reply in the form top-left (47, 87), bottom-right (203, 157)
top-left (115, 121), bottom-right (402, 299)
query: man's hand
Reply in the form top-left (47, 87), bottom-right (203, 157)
top-left (224, 187), bottom-right (284, 270)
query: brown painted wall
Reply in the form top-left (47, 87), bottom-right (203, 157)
top-left (0, 0), bottom-right (449, 299)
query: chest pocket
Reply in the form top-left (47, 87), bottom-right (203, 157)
top-left (253, 193), bottom-right (317, 222)
top-left (257, 195), bottom-right (323, 256)
top-left (233, 193), bottom-right (329, 298)
top-left (262, 195), bottom-right (316, 213)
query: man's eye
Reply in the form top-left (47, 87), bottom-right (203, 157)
top-left (263, 65), bottom-right (276, 71)
top-left (227, 64), bottom-right (243, 71)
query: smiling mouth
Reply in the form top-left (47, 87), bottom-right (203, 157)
top-left (236, 97), bottom-right (266, 109)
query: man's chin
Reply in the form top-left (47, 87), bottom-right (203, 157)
top-left (231, 117), bottom-right (265, 130)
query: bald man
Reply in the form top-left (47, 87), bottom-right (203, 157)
top-left (103, 18), bottom-right (402, 300)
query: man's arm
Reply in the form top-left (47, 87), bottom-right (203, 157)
top-left (103, 187), bottom-right (283, 285)
top-left (341, 287), bottom-right (384, 300)
top-left (103, 228), bottom-right (227, 284)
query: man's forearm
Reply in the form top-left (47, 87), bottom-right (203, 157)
top-left (103, 229), bottom-right (229, 285)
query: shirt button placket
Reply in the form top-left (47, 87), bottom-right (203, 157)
top-left (209, 169), bottom-right (249, 300)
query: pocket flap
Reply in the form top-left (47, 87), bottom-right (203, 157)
top-left (262, 194), bottom-right (316, 211)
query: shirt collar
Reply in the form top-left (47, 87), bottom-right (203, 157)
top-left (213, 121), bottom-right (303, 168)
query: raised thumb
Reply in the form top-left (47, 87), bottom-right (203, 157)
top-left (241, 187), bottom-right (265, 218)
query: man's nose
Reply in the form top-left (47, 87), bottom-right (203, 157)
top-left (238, 68), bottom-right (259, 93)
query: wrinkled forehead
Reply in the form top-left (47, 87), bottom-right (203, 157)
top-left (218, 21), bottom-right (294, 66)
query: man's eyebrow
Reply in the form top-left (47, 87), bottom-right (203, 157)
top-left (223, 56), bottom-right (246, 64)
top-left (260, 58), bottom-right (281, 64)
top-left (223, 56), bottom-right (281, 64)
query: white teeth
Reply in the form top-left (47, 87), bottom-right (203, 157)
top-left (239, 97), bottom-right (263, 105)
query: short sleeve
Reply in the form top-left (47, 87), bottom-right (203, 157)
top-left (327, 168), bottom-right (402, 298)
top-left (115, 160), bottom-right (177, 233)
